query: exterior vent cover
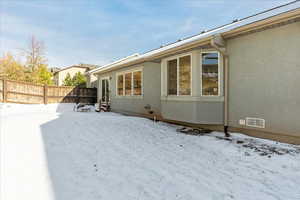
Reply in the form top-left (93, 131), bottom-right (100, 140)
top-left (246, 117), bottom-right (265, 128)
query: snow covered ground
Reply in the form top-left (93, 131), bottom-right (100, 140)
top-left (1, 103), bottom-right (300, 200)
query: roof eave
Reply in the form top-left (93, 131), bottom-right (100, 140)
top-left (94, 7), bottom-right (300, 75)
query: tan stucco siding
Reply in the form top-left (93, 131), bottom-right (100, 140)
top-left (227, 21), bottom-right (300, 137)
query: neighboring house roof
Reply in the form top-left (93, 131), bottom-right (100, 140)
top-left (54, 65), bottom-right (90, 75)
top-left (91, 0), bottom-right (300, 75)
top-left (49, 67), bottom-right (61, 73)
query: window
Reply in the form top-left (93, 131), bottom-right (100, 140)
top-left (201, 52), bottom-right (219, 96)
top-left (133, 71), bottom-right (142, 95)
top-left (179, 56), bottom-right (191, 95)
top-left (117, 74), bottom-right (124, 95)
top-left (167, 59), bottom-right (177, 95)
top-left (167, 55), bottom-right (191, 95)
top-left (125, 73), bottom-right (132, 95)
top-left (116, 69), bottom-right (143, 96)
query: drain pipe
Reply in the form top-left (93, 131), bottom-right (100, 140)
top-left (210, 35), bottom-right (230, 137)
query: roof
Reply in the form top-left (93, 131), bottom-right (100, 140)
top-left (92, 0), bottom-right (300, 75)
top-left (54, 65), bottom-right (91, 74)
top-left (87, 53), bottom-right (139, 74)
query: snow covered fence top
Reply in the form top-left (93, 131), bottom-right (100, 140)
top-left (90, 1), bottom-right (300, 74)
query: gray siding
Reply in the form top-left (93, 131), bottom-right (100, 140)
top-left (98, 62), bottom-right (161, 115)
top-left (161, 101), bottom-right (223, 124)
top-left (227, 22), bottom-right (300, 136)
top-left (96, 21), bottom-right (300, 136)
top-left (160, 50), bottom-right (224, 124)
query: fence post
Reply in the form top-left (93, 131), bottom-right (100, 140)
top-left (44, 85), bottom-right (48, 104)
top-left (76, 87), bottom-right (80, 104)
top-left (3, 79), bottom-right (7, 103)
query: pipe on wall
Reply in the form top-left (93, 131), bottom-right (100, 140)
top-left (210, 35), bottom-right (230, 137)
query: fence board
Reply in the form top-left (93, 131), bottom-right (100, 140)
top-left (7, 92), bottom-right (44, 104)
top-left (0, 80), bottom-right (3, 102)
top-left (0, 79), bottom-right (97, 104)
top-left (7, 81), bottom-right (44, 96)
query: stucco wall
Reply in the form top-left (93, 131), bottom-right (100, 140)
top-left (161, 101), bottom-right (223, 124)
top-left (227, 21), bottom-right (300, 136)
top-left (97, 50), bottom-right (224, 124)
top-left (86, 74), bottom-right (98, 88)
top-left (97, 62), bottom-right (161, 115)
top-left (160, 50), bottom-right (224, 124)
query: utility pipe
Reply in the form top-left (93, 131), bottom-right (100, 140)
top-left (210, 36), bottom-right (230, 137)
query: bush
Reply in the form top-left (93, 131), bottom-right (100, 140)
top-left (63, 72), bottom-right (86, 87)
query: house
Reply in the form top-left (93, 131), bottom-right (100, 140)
top-left (53, 64), bottom-right (94, 86)
top-left (85, 70), bottom-right (99, 88)
top-left (49, 67), bottom-right (60, 74)
top-left (89, 1), bottom-right (300, 144)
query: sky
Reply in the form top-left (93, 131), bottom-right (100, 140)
top-left (0, 0), bottom-right (293, 68)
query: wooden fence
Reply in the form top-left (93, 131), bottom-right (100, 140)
top-left (0, 79), bottom-right (97, 104)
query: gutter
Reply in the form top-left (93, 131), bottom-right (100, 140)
top-left (210, 34), bottom-right (230, 137)
top-left (89, 53), bottom-right (139, 75)
top-left (91, 3), bottom-right (300, 75)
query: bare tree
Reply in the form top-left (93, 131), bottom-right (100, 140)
top-left (22, 36), bottom-right (47, 71)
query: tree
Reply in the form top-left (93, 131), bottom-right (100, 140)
top-left (36, 64), bottom-right (53, 85)
top-left (63, 73), bottom-right (73, 86)
top-left (22, 35), bottom-right (46, 72)
top-left (63, 72), bottom-right (87, 87)
top-left (72, 71), bottom-right (86, 87)
top-left (0, 53), bottom-right (26, 81)
top-left (1, 37), bottom-right (54, 85)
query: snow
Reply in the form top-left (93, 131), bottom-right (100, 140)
top-left (1, 103), bottom-right (300, 200)
top-left (92, 1), bottom-right (300, 74)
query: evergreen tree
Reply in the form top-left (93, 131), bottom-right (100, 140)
top-left (63, 73), bottom-right (73, 86)
top-left (72, 71), bottom-right (86, 87)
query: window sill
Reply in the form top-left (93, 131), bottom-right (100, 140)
top-left (161, 95), bottom-right (224, 102)
top-left (115, 95), bottom-right (144, 99)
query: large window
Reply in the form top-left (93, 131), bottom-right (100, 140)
top-left (116, 69), bottom-right (142, 96)
top-left (117, 74), bottom-right (124, 95)
top-left (179, 56), bottom-right (191, 95)
top-left (201, 52), bottom-right (219, 96)
top-left (125, 73), bottom-right (132, 95)
top-left (167, 55), bottom-right (191, 95)
top-left (167, 59), bottom-right (177, 95)
top-left (133, 71), bottom-right (142, 95)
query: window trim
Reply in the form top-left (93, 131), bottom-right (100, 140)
top-left (116, 73), bottom-right (125, 96)
top-left (200, 51), bottom-right (221, 97)
top-left (166, 53), bottom-right (192, 96)
top-left (116, 67), bottom-right (143, 97)
top-left (100, 76), bottom-right (110, 102)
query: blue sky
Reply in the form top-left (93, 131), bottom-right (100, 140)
top-left (0, 0), bottom-right (292, 67)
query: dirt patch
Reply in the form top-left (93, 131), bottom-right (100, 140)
top-left (176, 127), bottom-right (212, 136)
top-left (216, 136), bottom-right (300, 157)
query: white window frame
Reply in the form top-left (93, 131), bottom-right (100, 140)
top-left (166, 53), bottom-right (192, 96)
top-left (200, 51), bottom-right (221, 97)
top-left (116, 73), bottom-right (125, 96)
top-left (116, 67), bottom-right (143, 97)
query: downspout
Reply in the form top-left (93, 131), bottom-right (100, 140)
top-left (210, 35), bottom-right (230, 137)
